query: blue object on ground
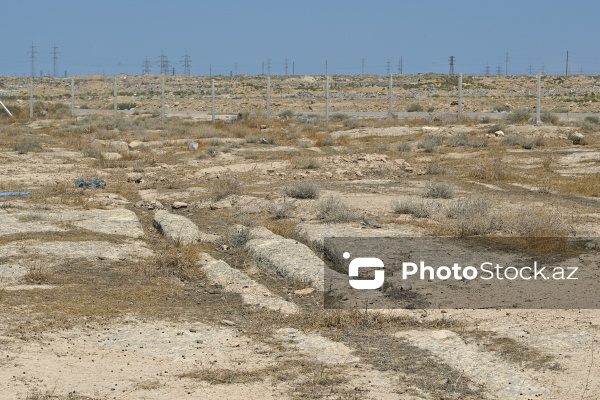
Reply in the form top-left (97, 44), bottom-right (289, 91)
top-left (74, 178), bottom-right (106, 189)
top-left (0, 191), bottom-right (30, 197)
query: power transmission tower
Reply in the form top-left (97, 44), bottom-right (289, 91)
top-left (485, 64), bottom-right (490, 76)
top-left (181, 51), bottom-right (192, 76)
top-left (565, 50), bottom-right (569, 76)
top-left (171, 67), bottom-right (176, 76)
top-left (449, 56), bottom-right (455, 75)
top-left (158, 51), bottom-right (169, 75)
top-left (398, 57), bottom-right (403, 74)
top-left (267, 58), bottom-right (271, 75)
top-left (29, 42), bottom-right (37, 78)
top-left (386, 59), bottom-right (391, 75)
top-left (528, 64), bottom-right (533, 75)
top-left (505, 52), bottom-right (509, 75)
top-left (496, 65), bottom-right (503, 75)
top-left (284, 58), bottom-right (289, 75)
top-left (51, 43), bottom-right (59, 77)
top-left (142, 57), bottom-right (151, 74)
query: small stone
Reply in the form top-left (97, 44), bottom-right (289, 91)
top-left (260, 124), bottom-right (267, 130)
top-left (294, 288), bottom-right (315, 295)
top-left (172, 201), bottom-right (188, 209)
top-left (154, 200), bottom-right (164, 210)
top-left (128, 140), bottom-right (143, 150)
top-left (221, 320), bottom-right (236, 326)
top-left (494, 130), bottom-right (505, 137)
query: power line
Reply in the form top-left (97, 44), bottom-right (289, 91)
top-left (158, 51), bottom-right (169, 75)
top-left (142, 57), bottom-right (151, 74)
top-left (51, 43), bottom-right (59, 77)
top-left (449, 56), bottom-right (455, 75)
top-left (182, 51), bottom-right (192, 76)
top-left (29, 42), bottom-right (37, 78)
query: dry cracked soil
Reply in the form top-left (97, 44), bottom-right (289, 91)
top-left (1, 74), bottom-right (600, 400)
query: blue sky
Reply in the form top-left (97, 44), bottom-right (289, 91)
top-left (2, 0), bottom-right (598, 76)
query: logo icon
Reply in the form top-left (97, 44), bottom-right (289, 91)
top-left (345, 252), bottom-right (385, 290)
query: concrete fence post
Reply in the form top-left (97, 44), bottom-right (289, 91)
top-left (29, 79), bottom-right (33, 119)
top-left (71, 78), bottom-right (75, 117)
top-left (536, 72), bottom-right (542, 125)
top-left (458, 73), bottom-right (463, 119)
top-left (161, 77), bottom-right (165, 122)
top-left (113, 76), bottom-right (118, 115)
top-left (325, 75), bottom-right (330, 121)
top-left (211, 79), bottom-right (215, 123)
top-left (388, 74), bottom-right (393, 117)
top-left (266, 76), bottom-right (271, 119)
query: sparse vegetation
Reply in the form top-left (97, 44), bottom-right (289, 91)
top-left (14, 138), bottom-right (42, 154)
top-left (406, 103), bottom-right (424, 112)
top-left (317, 195), bottom-right (358, 223)
top-left (283, 181), bottom-right (320, 199)
top-left (505, 108), bottom-right (531, 123)
top-left (391, 199), bottom-right (431, 218)
top-left (424, 181), bottom-right (455, 199)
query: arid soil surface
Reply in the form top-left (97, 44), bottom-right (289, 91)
top-left (2, 73), bottom-right (600, 116)
top-left (1, 74), bottom-right (600, 399)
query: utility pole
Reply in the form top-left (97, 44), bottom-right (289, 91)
top-left (565, 51), bottom-right (569, 76)
top-left (182, 51), bottom-right (192, 76)
top-left (398, 57), bottom-right (403, 75)
top-left (171, 67), bottom-right (175, 76)
top-left (485, 64), bottom-right (490, 76)
top-left (158, 51), bottom-right (169, 75)
top-left (142, 57), bottom-right (151, 74)
top-left (449, 56), bottom-right (455, 75)
top-left (505, 52), bottom-right (509, 75)
top-left (292, 61), bottom-right (295, 76)
top-left (325, 60), bottom-right (328, 76)
top-left (284, 58), bottom-right (289, 75)
top-left (51, 43), bottom-right (59, 77)
top-left (209, 64), bottom-right (212, 77)
top-left (29, 42), bottom-right (37, 78)
top-left (267, 58), bottom-right (271, 75)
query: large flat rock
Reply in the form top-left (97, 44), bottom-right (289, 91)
top-left (153, 210), bottom-right (200, 245)
top-left (200, 253), bottom-right (298, 314)
top-left (0, 209), bottom-right (145, 238)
